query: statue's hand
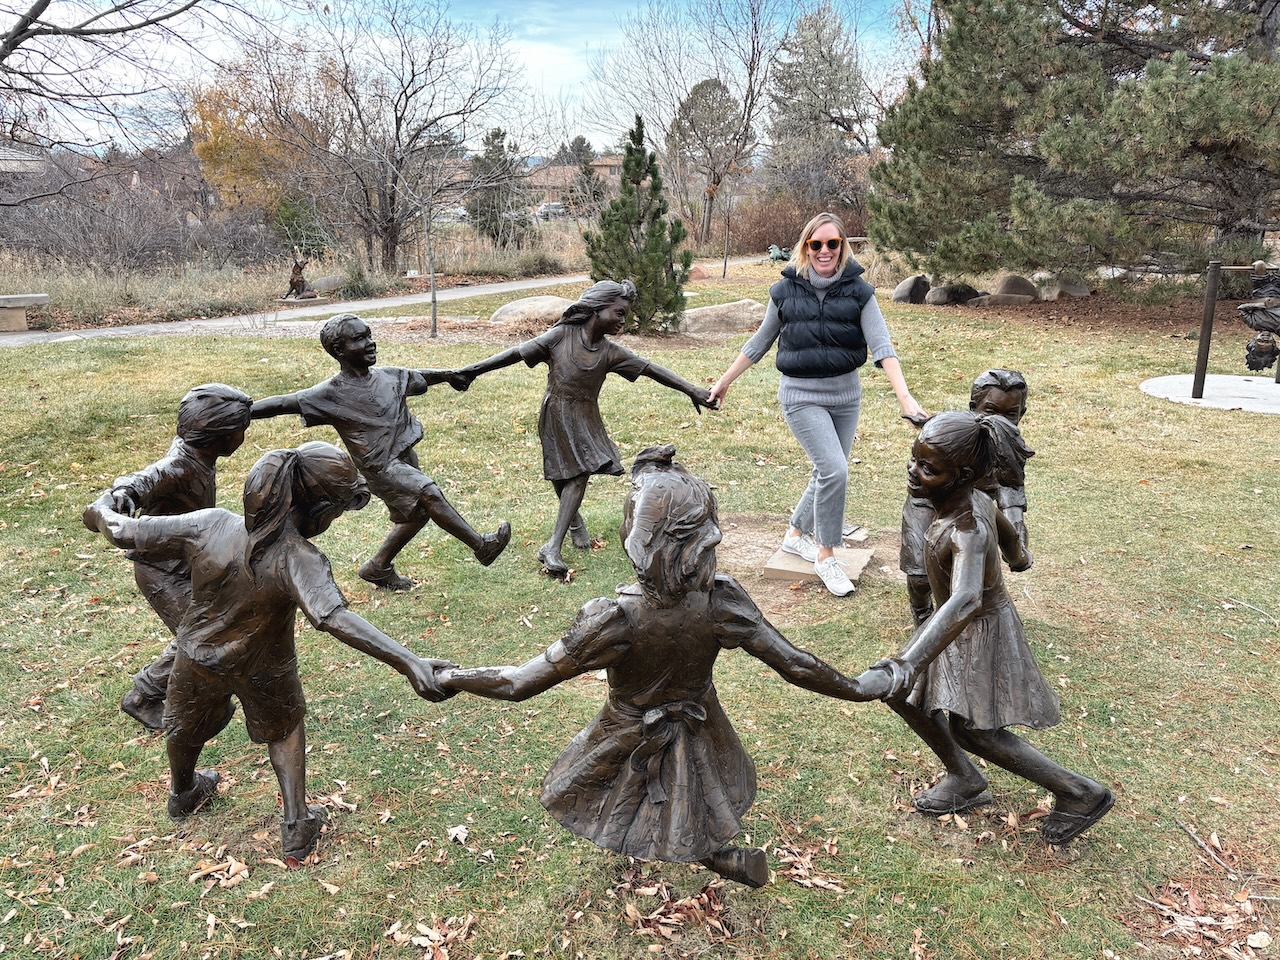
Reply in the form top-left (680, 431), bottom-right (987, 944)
top-left (1009, 547), bottom-right (1033, 572)
top-left (407, 657), bottom-right (458, 702)
top-left (101, 512), bottom-right (133, 545)
top-left (110, 487), bottom-right (139, 516)
top-left (446, 371), bottom-right (473, 392)
top-left (856, 657), bottom-right (915, 702)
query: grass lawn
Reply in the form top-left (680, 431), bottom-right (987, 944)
top-left (0, 273), bottom-right (1276, 959)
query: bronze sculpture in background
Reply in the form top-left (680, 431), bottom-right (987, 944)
top-left (900, 369), bottom-right (1033, 626)
top-left (1238, 261), bottom-right (1280, 372)
top-left (83, 383), bottom-right (253, 731)
top-left (438, 445), bottom-right (869, 886)
top-left (862, 412), bottom-right (1112, 845)
top-left (457, 280), bottom-right (716, 580)
top-left (252, 314), bottom-right (511, 590)
top-left (84, 442), bottom-right (455, 861)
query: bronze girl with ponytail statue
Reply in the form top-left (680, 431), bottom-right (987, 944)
top-left (84, 442), bottom-right (455, 862)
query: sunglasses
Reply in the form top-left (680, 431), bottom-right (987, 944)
top-left (806, 238), bottom-right (844, 252)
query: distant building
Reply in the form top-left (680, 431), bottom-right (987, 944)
top-left (526, 155), bottom-right (623, 205)
top-left (0, 144), bottom-right (48, 174)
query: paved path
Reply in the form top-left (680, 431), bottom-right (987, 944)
top-left (1139, 373), bottom-right (1280, 416)
top-left (0, 273), bottom-right (591, 349)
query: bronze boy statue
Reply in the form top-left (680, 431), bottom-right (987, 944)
top-left (252, 314), bottom-right (510, 590)
top-left (84, 442), bottom-right (454, 861)
top-left (862, 412), bottom-right (1112, 844)
top-left (458, 280), bottom-right (715, 580)
top-left (439, 446), bottom-right (868, 886)
top-left (84, 383), bottom-right (253, 730)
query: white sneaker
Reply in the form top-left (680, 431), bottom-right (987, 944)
top-left (814, 557), bottom-right (855, 596)
top-left (781, 532), bottom-right (819, 562)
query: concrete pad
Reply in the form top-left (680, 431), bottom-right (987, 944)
top-left (763, 545), bottom-right (875, 584)
top-left (1139, 374), bottom-right (1280, 416)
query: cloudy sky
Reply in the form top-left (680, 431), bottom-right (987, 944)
top-left (448, 0), bottom-right (910, 139)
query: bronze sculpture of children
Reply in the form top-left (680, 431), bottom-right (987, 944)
top-left (900, 369), bottom-right (1033, 625)
top-left (458, 280), bottom-right (715, 579)
top-left (84, 383), bottom-right (253, 730)
top-left (84, 442), bottom-right (454, 861)
top-left (863, 412), bottom-right (1112, 844)
top-left (438, 446), bottom-right (868, 886)
top-left (252, 314), bottom-right (511, 590)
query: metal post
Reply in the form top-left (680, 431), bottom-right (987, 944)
top-left (1192, 261), bottom-right (1221, 399)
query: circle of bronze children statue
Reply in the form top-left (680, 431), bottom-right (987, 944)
top-left (83, 265), bottom-right (1112, 878)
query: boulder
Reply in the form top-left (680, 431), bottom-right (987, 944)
top-left (993, 274), bottom-right (1037, 298)
top-left (490, 295), bottom-right (575, 327)
top-left (309, 275), bottom-right (345, 294)
top-left (967, 293), bottom-right (1035, 307)
top-left (1095, 266), bottom-right (1130, 280)
top-left (688, 265), bottom-right (712, 280)
top-left (924, 282), bottom-right (981, 305)
top-left (681, 298), bottom-right (766, 335)
top-left (1058, 274), bottom-right (1092, 297)
top-left (892, 274), bottom-right (931, 304)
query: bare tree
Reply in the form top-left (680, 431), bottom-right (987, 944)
top-left (198, 0), bottom-right (526, 273)
top-left (586, 0), bottom-right (792, 244)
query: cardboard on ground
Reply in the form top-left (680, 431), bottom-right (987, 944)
top-left (764, 541), bottom-right (875, 584)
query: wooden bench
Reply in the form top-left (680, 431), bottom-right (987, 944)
top-left (0, 294), bottom-right (49, 332)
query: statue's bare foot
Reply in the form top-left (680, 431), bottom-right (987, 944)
top-left (569, 516), bottom-right (592, 550)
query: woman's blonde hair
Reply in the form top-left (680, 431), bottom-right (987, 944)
top-left (790, 212), bottom-right (851, 278)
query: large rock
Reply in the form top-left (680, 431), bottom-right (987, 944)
top-left (967, 293), bottom-right (1035, 307)
top-left (1057, 274), bottom-right (1092, 297)
top-left (993, 274), bottom-right (1037, 298)
top-left (680, 298), bottom-right (765, 335)
top-left (490, 295), bottom-right (575, 327)
top-left (1035, 272), bottom-right (1093, 300)
top-left (891, 274), bottom-right (931, 304)
top-left (309, 275), bottom-right (345, 294)
top-left (924, 282), bottom-right (981, 305)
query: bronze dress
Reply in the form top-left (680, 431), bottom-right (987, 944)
top-left (539, 574), bottom-right (770, 862)
top-left (908, 499), bottom-right (1060, 731)
top-left (518, 326), bottom-right (650, 482)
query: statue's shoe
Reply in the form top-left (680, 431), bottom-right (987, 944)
top-left (168, 769), bottom-right (221, 820)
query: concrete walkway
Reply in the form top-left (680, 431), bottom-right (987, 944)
top-left (0, 273), bottom-right (590, 349)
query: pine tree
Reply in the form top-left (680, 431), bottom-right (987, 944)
top-left (868, 0), bottom-right (1280, 278)
top-left (584, 115), bottom-right (693, 334)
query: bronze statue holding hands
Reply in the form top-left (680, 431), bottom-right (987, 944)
top-left (438, 446), bottom-right (868, 886)
top-left (864, 412), bottom-right (1112, 845)
top-left (459, 281), bottom-right (716, 579)
top-left (84, 383), bottom-right (253, 730)
top-left (85, 442), bottom-right (455, 861)
top-left (252, 314), bottom-right (511, 590)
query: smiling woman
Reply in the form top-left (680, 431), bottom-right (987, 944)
top-left (708, 211), bottom-right (928, 597)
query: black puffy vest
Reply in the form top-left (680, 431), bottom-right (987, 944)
top-left (770, 262), bottom-right (874, 378)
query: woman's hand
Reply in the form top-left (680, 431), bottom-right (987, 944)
top-left (899, 394), bottom-right (928, 426)
top-left (708, 377), bottom-right (731, 406)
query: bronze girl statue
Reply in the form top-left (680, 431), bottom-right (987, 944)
top-left (460, 280), bottom-right (715, 579)
top-left (438, 446), bottom-right (868, 886)
top-left (862, 412), bottom-right (1112, 845)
